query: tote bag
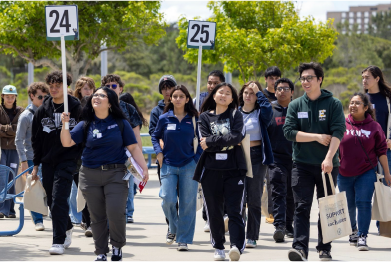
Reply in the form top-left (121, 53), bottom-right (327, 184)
top-left (372, 173), bottom-right (391, 221)
top-left (76, 184), bottom-right (86, 213)
top-left (319, 172), bottom-right (352, 243)
top-left (23, 175), bottom-right (48, 216)
top-left (241, 134), bottom-right (253, 178)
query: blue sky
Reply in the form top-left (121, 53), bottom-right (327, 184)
top-left (160, 1), bottom-right (391, 23)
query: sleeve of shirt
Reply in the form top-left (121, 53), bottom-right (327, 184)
top-left (330, 99), bottom-right (346, 141)
top-left (283, 102), bottom-right (299, 142)
top-left (70, 121), bottom-right (85, 145)
top-left (198, 113), bottom-right (225, 152)
top-left (15, 113), bottom-right (29, 162)
top-left (149, 108), bottom-right (159, 135)
top-left (32, 108), bottom-right (43, 166)
top-left (127, 103), bottom-right (142, 128)
top-left (122, 119), bottom-right (137, 146)
top-left (151, 117), bottom-right (164, 155)
top-left (205, 110), bottom-right (245, 148)
top-left (256, 91), bottom-right (273, 127)
top-left (194, 116), bottom-right (203, 162)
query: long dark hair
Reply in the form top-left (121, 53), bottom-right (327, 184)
top-left (200, 82), bottom-right (239, 113)
top-left (362, 66), bottom-right (391, 100)
top-left (1, 97), bottom-right (17, 115)
top-left (163, 85), bottom-right (198, 117)
top-left (351, 92), bottom-right (376, 121)
top-left (120, 92), bottom-right (148, 127)
top-left (82, 87), bottom-right (127, 129)
top-left (238, 81), bottom-right (263, 107)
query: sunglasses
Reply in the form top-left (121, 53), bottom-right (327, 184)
top-left (105, 84), bottom-right (118, 89)
top-left (92, 93), bottom-right (108, 98)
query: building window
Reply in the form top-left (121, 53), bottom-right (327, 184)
top-left (349, 24), bottom-right (353, 29)
top-left (358, 24), bottom-right (362, 29)
top-left (349, 12), bottom-right (354, 17)
top-left (357, 12), bottom-right (362, 18)
top-left (365, 24), bottom-right (369, 29)
top-left (342, 29), bottom-right (347, 34)
top-left (364, 11), bottom-right (369, 17)
top-left (341, 18), bottom-right (345, 23)
top-left (357, 18), bottom-right (362, 23)
top-left (372, 11), bottom-right (377, 17)
top-left (349, 18), bottom-right (354, 24)
top-left (357, 30), bottom-right (361, 34)
top-left (342, 12), bottom-right (346, 18)
top-left (364, 18), bottom-right (369, 24)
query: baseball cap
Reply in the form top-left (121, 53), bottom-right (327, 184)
top-left (158, 75), bottom-right (177, 94)
top-left (2, 85), bottom-right (18, 95)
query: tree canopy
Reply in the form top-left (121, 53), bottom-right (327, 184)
top-left (176, 1), bottom-right (338, 83)
top-left (0, 1), bottom-right (166, 87)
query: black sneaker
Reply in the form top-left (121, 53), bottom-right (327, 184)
top-left (0, 212), bottom-right (4, 218)
top-left (285, 227), bottom-right (294, 238)
top-left (318, 250), bottom-right (332, 261)
top-left (273, 227), bottom-right (285, 242)
top-left (95, 254), bottom-right (107, 261)
top-left (349, 229), bottom-right (358, 246)
top-left (166, 231), bottom-right (176, 245)
top-left (111, 246), bottom-right (122, 261)
top-left (127, 216), bottom-right (134, 223)
top-left (357, 235), bottom-right (369, 251)
top-left (5, 214), bottom-right (16, 218)
top-left (288, 248), bottom-right (307, 261)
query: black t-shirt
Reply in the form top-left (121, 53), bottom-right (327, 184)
top-left (367, 92), bottom-right (389, 137)
top-left (263, 89), bottom-right (276, 102)
top-left (4, 107), bottom-right (15, 123)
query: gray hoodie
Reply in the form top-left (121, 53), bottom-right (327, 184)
top-left (15, 104), bottom-right (37, 162)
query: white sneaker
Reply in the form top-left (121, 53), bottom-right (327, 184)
top-left (35, 222), bottom-right (45, 231)
top-left (49, 244), bottom-right (64, 255)
top-left (204, 222), bottom-right (210, 232)
top-left (85, 226), bottom-right (93, 237)
top-left (64, 228), bottom-right (73, 249)
top-left (224, 215), bottom-right (229, 233)
top-left (214, 249), bottom-right (226, 261)
top-left (228, 246), bottom-right (240, 261)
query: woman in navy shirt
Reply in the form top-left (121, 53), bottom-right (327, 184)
top-left (61, 87), bottom-right (148, 261)
top-left (151, 85), bottom-right (202, 252)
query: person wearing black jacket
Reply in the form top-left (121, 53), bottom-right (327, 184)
top-left (267, 78), bottom-right (295, 243)
top-left (195, 83), bottom-right (246, 261)
top-left (31, 71), bottom-right (82, 255)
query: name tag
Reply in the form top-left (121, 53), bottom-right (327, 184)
top-left (96, 133), bottom-right (102, 139)
top-left (216, 153), bottom-right (227, 160)
top-left (10, 163), bottom-right (17, 168)
top-left (167, 124), bottom-right (176, 130)
top-left (298, 112), bottom-right (308, 119)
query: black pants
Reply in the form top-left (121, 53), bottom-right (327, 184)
top-left (42, 161), bottom-right (77, 244)
top-left (269, 161), bottom-right (294, 230)
top-left (244, 145), bottom-right (267, 240)
top-left (73, 171), bottom-right (91, 227)
top-left (201, 169), bottom-right (246, 252)
top-left (291, 162), bottom-right (338, 257)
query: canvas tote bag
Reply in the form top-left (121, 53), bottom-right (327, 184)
top-left (23, 175), bottom-right (48, 216)
top-left (372, 173), bottom-right (391, 221)
top-left (319, 172), bottom-right (352, 243)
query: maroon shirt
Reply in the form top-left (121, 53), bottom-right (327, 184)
top-left (339, 114), bottom-right (387, 177)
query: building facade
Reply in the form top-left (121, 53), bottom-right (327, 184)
top-left (327, 3), bottom-right (391, 34)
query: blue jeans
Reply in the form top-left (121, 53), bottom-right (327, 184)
top-left (0, 149), bottom-right (19, 216)
top-left (126, 175), bottom-right (135, 217)
top-left (68, 181), bottom-right (82, 224)
top-left (159, 160), bottom-right (198, 244)
top-left (337, 169), bottom-right (376, 236)
top-left (27, 160), bottom-right (43, 224)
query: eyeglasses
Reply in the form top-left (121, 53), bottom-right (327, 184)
top-left (105, 84), bottom-right (118, 89)
top-left (299, 75), bottom-right (317, 83)
top-left (349, 101), bottom-right (364, 106)
top-left (36, 95), bottom-right (44, 100)
top-left (92, 93), bottom-right (108, 98)
top-left (276, 86), bottom-right (291, 92)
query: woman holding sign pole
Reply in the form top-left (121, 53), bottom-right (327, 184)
top-left (194, 83), bottom-right (246, 261)
top-left (151, 85), bottom-right (202, 251)
top-left (60, 87), bottom-right (149, 261)
top-left (338, 93), bottom-right (391, 251)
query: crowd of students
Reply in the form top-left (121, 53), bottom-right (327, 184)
top-left (0, 62), bottom-right (390, 262)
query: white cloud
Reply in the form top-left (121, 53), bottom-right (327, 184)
top-left (160, 1), bottom-right (212, 23)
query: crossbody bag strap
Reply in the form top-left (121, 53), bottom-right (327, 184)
top-left (347, 118), bottom-right (377, 171)
top-left (386, 97), bottom-right (391, 139)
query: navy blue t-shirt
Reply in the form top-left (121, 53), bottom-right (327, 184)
top-left (70, 115), bottom-right (137, 168)
top-left (367, 92), bottom-right (389, 137)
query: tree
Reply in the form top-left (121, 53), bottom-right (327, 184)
top-left (176, 1), bottom-right (338, 83)
top-left (368, 11), bottom-right (391, 41)
top-left (0, 1), bottom-right (166, 88)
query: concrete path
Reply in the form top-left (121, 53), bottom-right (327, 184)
top-left (0, 170), bottom-right (390, 261)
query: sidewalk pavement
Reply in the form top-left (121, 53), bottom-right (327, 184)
top-left (0, 169), bottom-right (390, 261)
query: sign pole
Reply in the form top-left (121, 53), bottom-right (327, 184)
top-left (61, 35), bottom-right (69, 130)
top-left (196, 45), bottom-right (202, 111)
